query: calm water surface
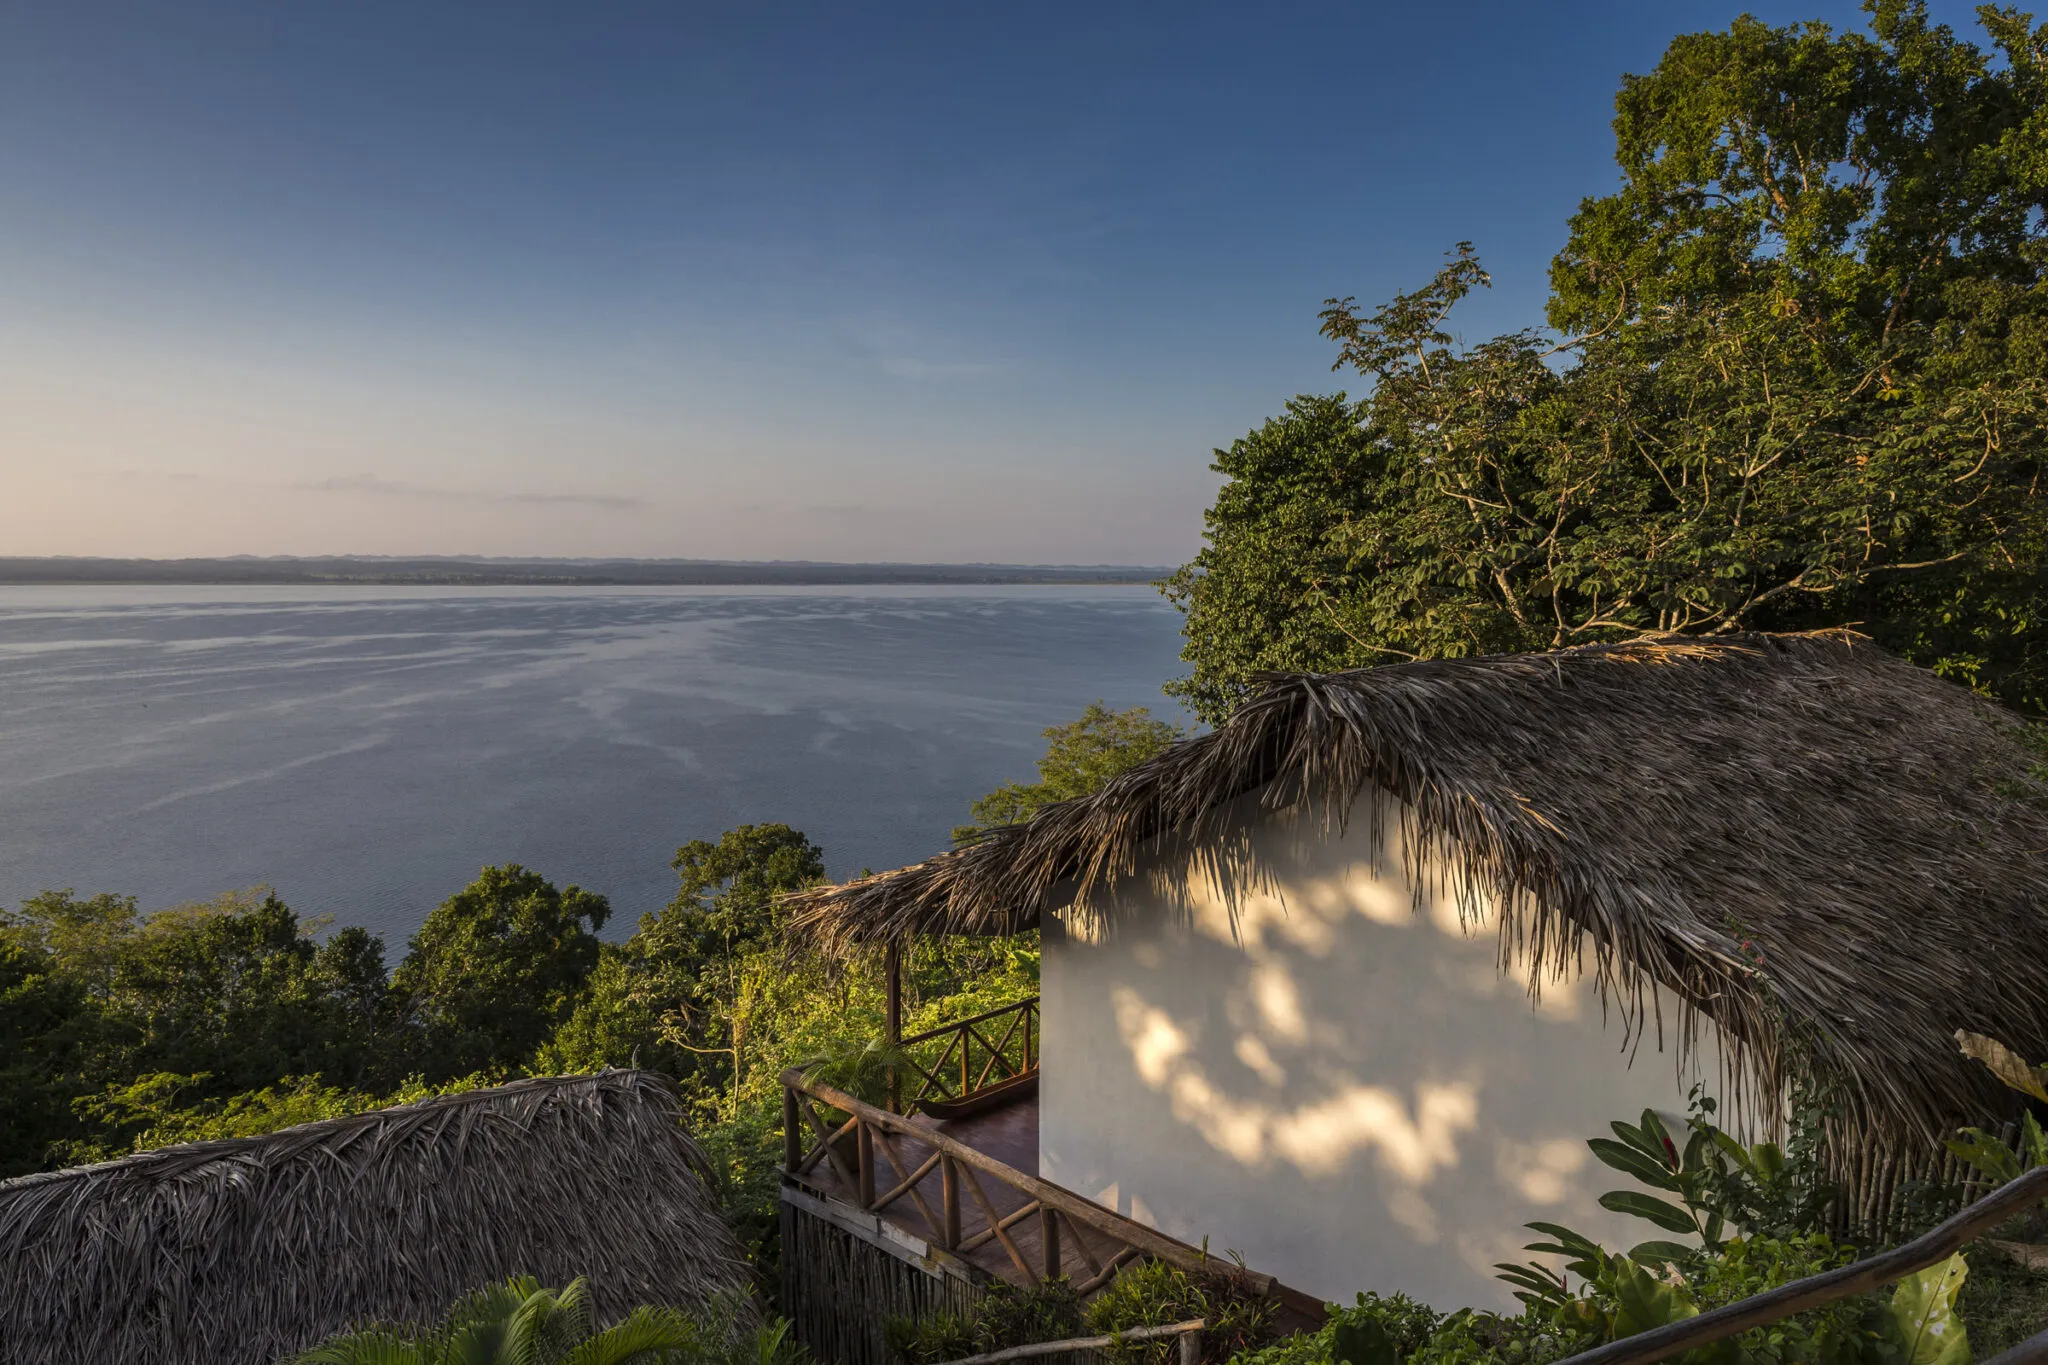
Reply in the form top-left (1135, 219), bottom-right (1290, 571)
top-left (0, 585), bottom-right (1187, 945)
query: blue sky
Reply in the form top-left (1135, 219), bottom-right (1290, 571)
top-left (0, 1), bottom-right (1991, 563)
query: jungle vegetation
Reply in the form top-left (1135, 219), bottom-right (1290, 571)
top-left (1164, 0), bottom-right (2048, 725)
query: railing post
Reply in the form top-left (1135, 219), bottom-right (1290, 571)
top-left (1041, 1206), bottom-right (1061, 1280)
top-left (941, 1154), bottom-right (962, 1249)
top-left (782, 1082), bottom-right (800, 1172)
top-left (961, 1031), bottom-right (971, 1098)
top-left (1179, 1327), bottom-right (1200, 1365)
top-left (885, 939), bottom-right (903, 1113)
top-left (857, 1118), bottom-right (876, 1208)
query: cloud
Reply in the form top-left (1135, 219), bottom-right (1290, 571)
top-left (302, 473), bottom-right (640, 512)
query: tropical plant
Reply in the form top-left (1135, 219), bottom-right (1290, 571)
top-left (1227, 1293), bottom-right (1442, 1365)
top-left (1491, 1093), bottom-right (1976, 1365)
top-left (1946, 1031), bottom-right (2048, 1186)
top-left (1085, 1258), bottom-right (1280, 1365)
top-left (884, 1280), bottom-right (1082, 1365)
top-left (291, 1278), bottom-right (802, 1365)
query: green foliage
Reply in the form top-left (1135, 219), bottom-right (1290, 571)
top-left (1485, 1089), bottom-right (1993, 1365)
top-left (1168, 4), bottom-right (2048, 725)
top-left (59, 1069), bottom-right (502, 1163)
top-left (0, 936), bottom-right (88, 1177)
top-left (1946, 1032), bottom-right (2048, 1187)
top-left (886, 1281), bottom-right (1082, 1364)
top-left (1229, 1294), bottom-right (1443, 1365)
top-left (393, 865), bottom-right (609, 1078)
top-left (954, 703), bottom-right (1184, 843)
top-left (292, 1276), bottom-right (802, 1365)
top-left (1085, 1260), bottom-right (1281, 1365)
top-left (883, 1311), bottom-right (974, 1365)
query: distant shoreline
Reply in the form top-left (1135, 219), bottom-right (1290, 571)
top-left (0, 556), bottom-right (1170, 588)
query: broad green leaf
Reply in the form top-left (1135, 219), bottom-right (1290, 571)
top-left (1589, 1137), bottom-right (1684, 1190)
top-left (1526, 1221), bottom-right (1606, 1259)
top-left (2022, 1111), bottom-right (2047, 1170)
top-left (1600, 1190), bottom-right (1699, 1234)
top-left (1946, 1128), bottom-right (2023, 1183)
top-left (1611, 1119), bottom-right (1675, 1167)
top-left (1629, 1240), bottom-right (1699, 1267)
top-left (1956, 1030), bottom-right (2048, 1102)
top-left (1750, 1141), bottom-right (1785, 1182)
top-left (1888, 1252), bottom-right (1970, 1365)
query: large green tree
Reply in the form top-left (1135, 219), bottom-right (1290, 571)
top-left (0, 938), bottom-right (88, 1176)
top-left (952, 703), bottom-right (1185, 842)
top-left (392, 865), bottom-right (609, 1078)
top-left (541, 825), bottom-right (825, 1086)
top-left (1167, 2), bottom-right (2048, 725)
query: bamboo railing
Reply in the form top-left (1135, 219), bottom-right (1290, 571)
top-left (782, 1067), bottom-right (1267, 1297)
top-left (898, 997), bottom-right (1038, 1110)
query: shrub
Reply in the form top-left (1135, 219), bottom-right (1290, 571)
top-left (1085, 1260), bottom-right (1280, 1365)
top-left (885, 1280), bottom-right (1082, 1365)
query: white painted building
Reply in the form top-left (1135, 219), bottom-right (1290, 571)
top-left (1038, 789), bottom-right (1718, 1308)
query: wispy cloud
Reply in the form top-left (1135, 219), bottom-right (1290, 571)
top-left (302, 474), bottom-right (640, 512)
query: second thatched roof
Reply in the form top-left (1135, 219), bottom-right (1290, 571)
top-left (788, 633), bottom-right (2048, 1146)
top-left (0, 1070), bottom-right (753, 1365)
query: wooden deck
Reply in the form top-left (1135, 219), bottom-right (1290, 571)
top-left (789, 1090), bottom-right (1139, 1287)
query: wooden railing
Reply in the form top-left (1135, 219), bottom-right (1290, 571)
top-left (938, 1318), bottom-right (1206, 1365)
top-left (898, 996), bottom-right (1038, 1110)
top-left (782, 1066), bottom-right (1267, 1297)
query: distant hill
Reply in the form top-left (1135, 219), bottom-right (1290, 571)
top-left (0, 556), bottom-right (1169, 587)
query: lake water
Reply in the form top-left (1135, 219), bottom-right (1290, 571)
top-left (0, 585), bottom-right (1188, 947)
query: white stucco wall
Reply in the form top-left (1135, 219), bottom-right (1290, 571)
top-left (1038, 787), bottom-right (1729, 1310)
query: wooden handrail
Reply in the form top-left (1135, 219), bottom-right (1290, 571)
top-left (1553, 1165), bottom-right (2048, 1365)
top-left (1981, 1322), bottom-right (2048, 1365)
top-left (937, 1317), bottom-right (1206, 1365)
top-left (900, 996), bottom-right (1039, 1047)
top-left (898, 997), bottom-right (1039, 1108)
top-left (781, 1067), bottom-right (1273, 1297)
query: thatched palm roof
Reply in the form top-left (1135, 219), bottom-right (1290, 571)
top-left (0, 1070), bottom-right (752, 1365)
top-left (788, 633), bottom-right (2048, 1146)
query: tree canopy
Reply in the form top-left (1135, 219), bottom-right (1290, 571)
top-left (952, 703), bottom-right (1184, 842)
top-left (1167, 1), bottom-right (2048, 726)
